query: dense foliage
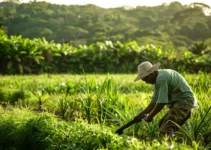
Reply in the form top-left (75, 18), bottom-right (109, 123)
top-left (0, 1), bottom-right (211, 47)
top-left (1, 1), bottom-right (211, 74)
top-left (0, 108), bottom-right (195, 150)
top-left (0, 34), bottom-right (211, 74)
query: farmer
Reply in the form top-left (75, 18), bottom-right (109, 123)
top-left (133, 61), bottom-right (198, 138)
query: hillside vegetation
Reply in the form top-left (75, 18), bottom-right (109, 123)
top-left (0, 1), bottom-right (211, 47)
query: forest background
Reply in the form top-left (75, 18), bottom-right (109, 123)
top-left (0, 0), bottom-right (211, 74)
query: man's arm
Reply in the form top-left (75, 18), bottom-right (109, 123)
top-left (144, 103), bottom-right (165, 122)
top-left (144, 79), bottom-right (168, 122)
top-left (142, 103), bottom-right (156, 114)
top-left (134, 103), bottom-right (155, 122)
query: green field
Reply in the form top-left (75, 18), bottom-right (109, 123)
top-left (1, 1), bottom-right (211, 149)
top-left (0, 73), bottom-right (211, 149)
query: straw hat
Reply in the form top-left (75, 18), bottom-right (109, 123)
top-left (134, 61), bottom-right (160, 82)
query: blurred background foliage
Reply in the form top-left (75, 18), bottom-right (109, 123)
top-left (0, 35), bottom-right (211, 74)
top-left (0, 1), bottom-right (211, 74)
top-left (1, 1), bottom-right (211, 46)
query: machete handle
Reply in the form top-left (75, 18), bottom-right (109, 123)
top-left (115, 114), bottom-right (146, 135)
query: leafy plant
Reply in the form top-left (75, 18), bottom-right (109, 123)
top-left (57, 95), bottom-right (69, 120)
top-left (32, 89), bottom-right (48, 111)
top-left (189, 41), bottom-right (208, 55)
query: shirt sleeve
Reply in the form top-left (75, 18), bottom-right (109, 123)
top-left (150, 87), bottom-right (157, 104)
top-left (151, 80), bottom-right (169, 104)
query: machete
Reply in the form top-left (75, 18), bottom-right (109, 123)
top-left (115, 114), bottom-right (146, 135)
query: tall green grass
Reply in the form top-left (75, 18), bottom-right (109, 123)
top-left (0, 107), bottom-right (195, 150)
top-left (0, 73), bottom-right (211, 149)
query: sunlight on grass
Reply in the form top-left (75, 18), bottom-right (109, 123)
top-left (0, 73), bottom-right (211, 149)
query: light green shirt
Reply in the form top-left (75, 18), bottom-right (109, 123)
top-left (150, 69), bottom-right (198, 108)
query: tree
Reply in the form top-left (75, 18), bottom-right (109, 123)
top-left (189, 41), bottom-right (208, 55)
top-left (171, 35), bottom-right (193, 47)
top-left (192, 22), bottom-right (211, 40)
top-left (139, 16), bottom-right (156, 29)
top-left (40, 28), bottom-right (53, 41)
top-left (171, 7), bottom-right (205, 25)
top-left (47, 17), bottom-right (65, 30)
top-left (3, 0), bottom-right (20, 4)
top-left (21, 27), bottom-right (44, 38)
top-left (177, 25), bottom-right (193, 39)
top-left (0, 25), bottom-right (7, 37)
top-left (55, 25), bottom-right (89, 42)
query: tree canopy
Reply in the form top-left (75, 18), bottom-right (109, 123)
top-left (0, 1), bottom-right (211, 48)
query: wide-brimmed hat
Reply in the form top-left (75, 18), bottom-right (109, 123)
top-left (134, 61), bottom-right (160, 82)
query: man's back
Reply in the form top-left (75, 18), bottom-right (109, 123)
top-left (151, 69), bottom-right (198, 108)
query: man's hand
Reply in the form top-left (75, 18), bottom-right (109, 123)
top-left (143, 103), bottom-right (165, 122)
top-left (133, 113), bottom-right (145, 123)
top-left (143, 115), bottom-right (153, 122)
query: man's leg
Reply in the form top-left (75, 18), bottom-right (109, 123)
top-left (158, 104), bottom-right (191, 138)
